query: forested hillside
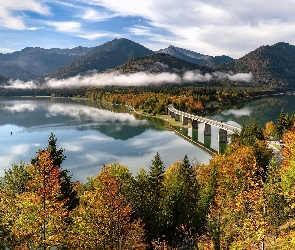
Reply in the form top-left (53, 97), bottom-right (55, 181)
top-left (43, 38), bottom-right (153, 80)
top-left (216, 42), bottom-right (295, 87)
top-left (156, 45), bottom-right (234, 66)
top-left (112, 53), bottom-right (212, 74)
top-left (1, 111), bottom-right (295, 249)
top-left (0, 46), bottom-right (92, 81)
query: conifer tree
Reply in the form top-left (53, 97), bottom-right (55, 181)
top-left (164, 155), bottom-right (201, 248)
top-left (148, 152), bottom-right (165, 239)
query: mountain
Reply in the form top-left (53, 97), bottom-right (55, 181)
top-left (0, 75), bottom-right (9, 85)
top-left (216, 42), bottom-right (295, 87)
top-left (43, 38), bottom-right (154, 80)
top-left (156, 45), bottom-right (234, 66)
top-left (112, 53), bottom-right (213, 75)
top-left (0, 46), bottom-right (93, 81)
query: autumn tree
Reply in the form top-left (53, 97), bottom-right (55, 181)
top-left (202, 146), bottom-right (266, 249)
top-left (233, 123), bottom-right (273, 176)
top-left (264, 121), bottom-right (277, 140)
top-left (69, 168), bottom-right (146, 249)
top-left (32, 132), bottom-right (78, 210)
top-left (0, 187), bottom-right (21, 248)
top-left (10, 150), bottom-right (69, 249)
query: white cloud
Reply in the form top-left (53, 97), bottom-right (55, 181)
top-left (183, 71), bottom-right (212, 82)
top-left (26, 26), bottom-right (44, 31)
top-left (0, 47), bottom-right (15, 53)
top-left (80, 8), bottom-right (118, 21)
top-left (76, 0), bottom-right (295, 57)
top-left (78, 32), bottom-right (111, 40)
top-left (0, 0), bottom-right (50, 29)
top-left (3, 70), bottom-right (253, 90)
top-left (47, 21), bottom-right (82, 33)
top-left (4, 103), bottom-right (37, 113)
top-left (222, 107), bottom-right (252, 117)
top-left (2, 0), bottom-right (295, 57)
top-left (7, 79), bottom-right (38, 89)
top-left (45, 103), bottom-right (144, 125)
top-left (212, 72), bottom-right (253, 82)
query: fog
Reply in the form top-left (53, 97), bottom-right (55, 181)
top-left (4, 69), bottom-right (253, 89)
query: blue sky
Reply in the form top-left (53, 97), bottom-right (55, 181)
top-left (0, 0), bottom-right (295, 58)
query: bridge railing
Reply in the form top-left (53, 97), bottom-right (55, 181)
top-left (167, 104), bottom-right (241, 134)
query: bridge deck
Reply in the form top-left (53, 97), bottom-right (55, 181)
top-left (168, 104), bottom-right (241, 134)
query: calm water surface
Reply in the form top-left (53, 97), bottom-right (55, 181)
top-left (0, 97), bottom-right (212, 182)
top-left (1, 93), bottom-right (294, 182)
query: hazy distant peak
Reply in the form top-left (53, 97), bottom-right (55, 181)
top-left (156, 45), bottom-right (233, 66)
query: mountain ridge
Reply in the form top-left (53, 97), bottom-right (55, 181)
top-left (0, 46), bottom-right (93, 81)
top-left (156, 45), bottom-right (234, 66)
top-left (42, 38), bottom-right (154, 81)
top-left (111, 53), bottom-right (213, 75)
top-left (216, 42), bottom-right (295, 86)
top-left (0, 39), bottom-right (295, 88)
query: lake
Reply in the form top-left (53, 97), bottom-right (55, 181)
top-left (0, 97), bottom-right (213, 182)
top-left (0, 93), bottom-right (294, 183)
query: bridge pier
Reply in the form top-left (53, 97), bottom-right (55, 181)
top-left (204, 135), bottom-right (211, 148)
top-left (219, 142), bottom-right (227, 154)
top-left (168, 109), bottom-right (171, 116)
top-left (204, 123), bottom-right (211, 136)
top-left (170, 111), bottom-right (175, 118)
top-left (192, 130), bottom-right (198, 141)
top-left (218, 129), bottom-right (227, 143)
top-left (192, 120), bottom-right (198, 130)
top-left (182, 116), bottom-right (188, 125)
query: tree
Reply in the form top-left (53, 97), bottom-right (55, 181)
top-left (238, 123), bottom-right (265, 146)
top-left (69, 169), bottom-right (146, 249)
top-left (233, 123), bottom-right (273, 176)
top-left (202, 146), bottom-right (266, 249)
top-left (32, 132), bottom-right (78, 211)
top-left (277, 109), bottom-right (293, 139)
top-left (264, 121), bottom-right (277, 140)
top-left (0, 187), bottom-right (21, 249)
top-left (10, 150), bottom-right (69, 249)
top-left (148, 152), bottom-right (165, 239)
top-left (163, 155), bottom-right (201, 248)
top-left (0, 162), bottom-right (30, 194)
top-left (130, 153), bottom-right (167, 246)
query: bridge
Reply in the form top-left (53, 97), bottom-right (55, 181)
top-left (167, 104), bottom-right (242, 143)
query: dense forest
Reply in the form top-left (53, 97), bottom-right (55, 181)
top-left (0, 109), bottom-right (295, 249)
top-left (84, 85), bottom-right (281, 115)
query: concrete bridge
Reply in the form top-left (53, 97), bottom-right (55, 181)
top-left (167, 104), bottom-right (241, 143)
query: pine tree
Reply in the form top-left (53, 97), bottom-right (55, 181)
top-left (148, 152), bottom-right (165, 240)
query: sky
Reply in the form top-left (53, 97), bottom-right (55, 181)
top-left (0, 0), bottom-right (295, 58)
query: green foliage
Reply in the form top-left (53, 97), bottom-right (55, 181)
top-left (130, 153), bottom-right (166, 246)
top-left (0, 162), bottom-right (30, 194)
top-left (2, 112), bottom-right (295, 249)
top-left (163, 155), bottom-right (202, 248)
top-left (233, 123), bottom-right (273, 175)
top-left (238, 123), bottom-right (265, 146)
top-left (276, 109), bottom-right (294, 138)
top-left (216, 42), bottom-right (295, 87)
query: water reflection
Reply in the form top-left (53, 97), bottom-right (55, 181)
top-left (0, 97), bottom-right (212, 182)
top-left (211, 93), bottom-right (295, 127)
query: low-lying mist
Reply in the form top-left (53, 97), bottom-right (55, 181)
top-left (3, 70), bottom-right (253, 89)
